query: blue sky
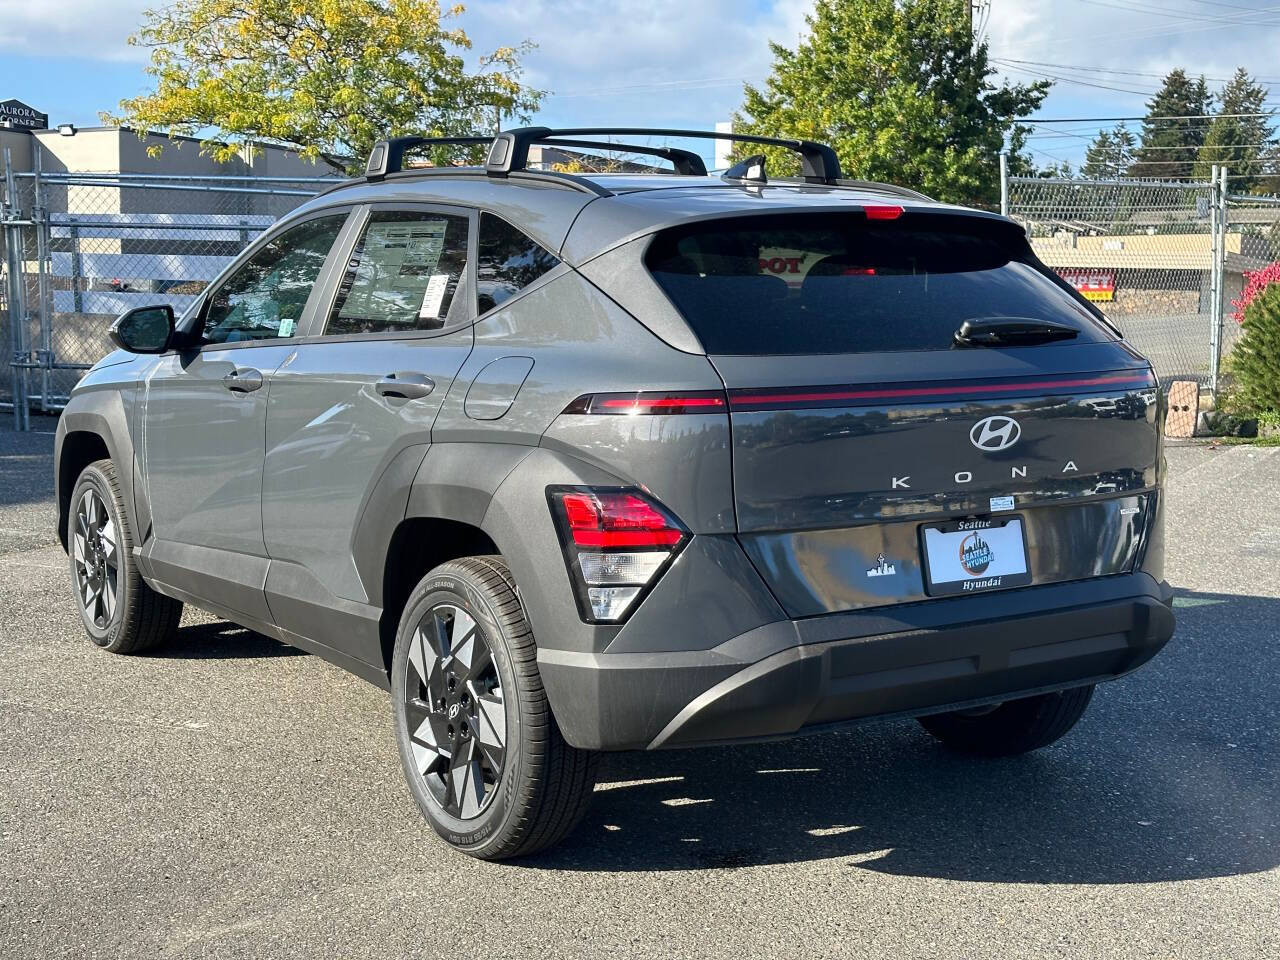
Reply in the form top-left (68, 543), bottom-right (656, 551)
top-left (1, 0), bottom-right (1277, 171)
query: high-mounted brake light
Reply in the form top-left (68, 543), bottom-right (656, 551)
top-left (562, 391), bottom-right (727, 416)
top-left (548, 487), bottom-right (688, 622)
top-left (863, 205), bottom-right (904, 220)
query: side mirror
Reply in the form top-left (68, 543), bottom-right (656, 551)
top-left (108, 304), bottom-right (175, 354)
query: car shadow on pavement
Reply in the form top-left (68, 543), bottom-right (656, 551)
top-left (143, 620), bottom-right (305, 660)
top-left (530, 589), bottom-right (1278, 884)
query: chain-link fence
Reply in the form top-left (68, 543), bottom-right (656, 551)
top-left (5, 158), bottom-right (1277, 429)
top-left (1004, 170), bottom-right (1245, 390)
top-left (2, 156), bottom-right (339, 428)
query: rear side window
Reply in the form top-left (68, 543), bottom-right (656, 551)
top-left (646, 212), bottom-right (1112, 354)
top-left (476, 212), bottom-right (560, 314)
top-left (326, 211), bottom-right (471, 335)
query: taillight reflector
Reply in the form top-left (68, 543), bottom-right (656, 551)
top-left (559, 491), bottom-right (683, 548)
top-left (548, 487), bottom-right (689, 622)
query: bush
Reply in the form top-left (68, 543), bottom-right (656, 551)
top-left (1228, 270), bottom-right (1280, 413)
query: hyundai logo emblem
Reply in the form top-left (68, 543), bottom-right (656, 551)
top-left (970, 415), bottom-right (1022, 452)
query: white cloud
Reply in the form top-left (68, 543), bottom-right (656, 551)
top-left (0, 0), bottom-right (151, 61)
top-left (3, 0), bottom-right (1277, 167)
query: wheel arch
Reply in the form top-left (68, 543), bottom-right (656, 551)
top-left (56, 394), bottom-right (141, 550)
top-left (376, 515), bottom-right (502, 677)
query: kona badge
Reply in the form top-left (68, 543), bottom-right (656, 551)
top-left (970, 415), bottom-right (1021, 452)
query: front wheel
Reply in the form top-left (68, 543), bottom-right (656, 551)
top-left (391, 556), bottom-right (597, 859)
top-left (917, 685), bottom-right (1096, 756)
top-left (68, 459), bottom-right (182, 654)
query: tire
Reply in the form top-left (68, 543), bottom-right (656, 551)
top-left (917, 685), bottom-right (1096, 757)
top-left (391, 555), bottom-right (598, 859)
top-left (68, 459), bottom-right (183, 654)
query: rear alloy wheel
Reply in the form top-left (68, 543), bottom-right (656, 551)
top-left (68, 459), bottom-right (182, 654)
top-left (391, 556), bottom-right (597, 859)
top-left (403, 602), bottom-right (508, 820)
top-left (917, 685), bottom-right (1096, 756)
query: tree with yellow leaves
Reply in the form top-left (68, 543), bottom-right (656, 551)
top-left (106, 0), bottom-right (543, 172)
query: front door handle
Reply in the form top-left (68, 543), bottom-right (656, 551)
top-left (375, 372), bottom-right (435, 400)
top-left (222, 368), bottom-right (263, 393)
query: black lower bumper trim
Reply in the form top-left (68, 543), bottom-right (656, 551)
top-left (538, 574), bottom-right (1175, 751)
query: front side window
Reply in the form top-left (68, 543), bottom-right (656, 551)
top-left (326, 211), bottom-right (471, 335)
top-left (476, 212), bottom-right (560, 314)
top-left (202, 214), bottom-right (347, 345)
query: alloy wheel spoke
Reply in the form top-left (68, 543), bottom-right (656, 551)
top-left (100, 519), bottom-right (117, 564)
top-left (448, 738), bottom-right (485, 820)
top-left (101, 568), bottom-right (117, 620)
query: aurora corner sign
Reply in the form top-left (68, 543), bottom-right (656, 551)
top-left (0, 99), bottom-right (49, 132)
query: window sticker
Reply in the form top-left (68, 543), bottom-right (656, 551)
top-left (419, 273), bottom-right (450, 319)
top-left (338, 219), bottom-right (450, 327)
top-left (279, 317), bottom-right (296, 337)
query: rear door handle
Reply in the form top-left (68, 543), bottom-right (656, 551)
top-left (222, 368), bottom-right (263, 393)
top-left (375, 372), bottom-right (435, 400)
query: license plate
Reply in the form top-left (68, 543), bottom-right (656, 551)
top-left (920, 517), bottom-right (1032, 596)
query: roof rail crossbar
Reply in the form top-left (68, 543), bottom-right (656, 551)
top-left (536, 138), bottom-right (707, 176)
top-left (484, 127), bottom-right (843, 184)
top-left (365, 136), bottom-right (493, 181)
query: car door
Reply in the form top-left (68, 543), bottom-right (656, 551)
top-left (139, 210), bottom-right (353, 626)
top-left (260, 204), bottom-right (477, 665)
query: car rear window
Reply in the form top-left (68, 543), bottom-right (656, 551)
top-left (645, 212), bottom-right (1113, 354)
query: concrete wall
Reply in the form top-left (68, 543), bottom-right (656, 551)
top-left (0, 128), bottom-right (33, 174)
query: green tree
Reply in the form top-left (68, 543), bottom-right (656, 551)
top-left (732, 0), bottom-right (1050, 207)
top-left (1130, 69), bottom-right (1212, 180)
top-left (106, 0), bottom-right (542, 172)
top-left (1081, 123), bottom-right (1137, 179)
top-left (1193, 68), bottom-right (1276, 192)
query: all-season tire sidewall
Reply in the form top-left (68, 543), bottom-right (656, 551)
top-left (391, 569), bottom-right (523, 856)
top-left (68, 464), bottom-right (131, 650)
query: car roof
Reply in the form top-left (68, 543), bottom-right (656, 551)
top-left (292, 170), bottom-right (995, 267)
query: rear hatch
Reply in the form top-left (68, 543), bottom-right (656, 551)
top-left (647, 208), bottom-right (1161, 617)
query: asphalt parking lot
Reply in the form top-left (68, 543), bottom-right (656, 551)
top-left (1, 420), bottom-right (1276, 960)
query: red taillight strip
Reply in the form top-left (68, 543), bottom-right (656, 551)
top-left (728, 371), bottom-right (1157, 411)
top-left (563, 391), bottom-right (728, 415)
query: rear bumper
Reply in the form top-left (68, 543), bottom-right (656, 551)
top-left (538, 573), bottom-right (1175, 751)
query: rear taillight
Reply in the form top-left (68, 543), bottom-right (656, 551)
top-left (548, 487), bottom-right (688, 623)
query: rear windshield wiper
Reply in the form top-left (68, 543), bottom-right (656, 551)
top-left (954, 317), bottom-right (1079, 347)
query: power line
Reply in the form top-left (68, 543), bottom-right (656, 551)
top-left (995, 57), bottom-right (1280, 87)
top-left (1023, 114), bottom-right (1280, 123)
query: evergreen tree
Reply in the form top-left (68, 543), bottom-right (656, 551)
top-left (1082, 123), bottom-right (1137, 179)
top-left (734, 0), bottom-right (1050, 207)
top-left (1131, 69), bottom-right (1212, 180)
top-left (1193, 68), bottom-right (1277, 192)
top-left (1228, 275), bottom-right (1280, 412)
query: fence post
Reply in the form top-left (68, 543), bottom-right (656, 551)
top-left (1208, 166), bottom-right (1220, 397)
top-left (1209, 167), bottom-right (1229, 396)
top-left (33, 146), bottom-right (52, 413)
top-left (999, 152), bottom-right (1009, 217)
top-left (3, 146), bottom-right (29, 431)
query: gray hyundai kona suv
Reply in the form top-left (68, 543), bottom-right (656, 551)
top-left (54, 128), bottom-right (1174, 859)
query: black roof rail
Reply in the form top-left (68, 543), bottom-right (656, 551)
top-left (365, 136), bottom-right (492, 181)
top-left (537, 138), bottom-right (707, 176)
top-left (485, 127), bottom-right (842, 183)
top-left (362, 127), bottom-right (851, 186)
